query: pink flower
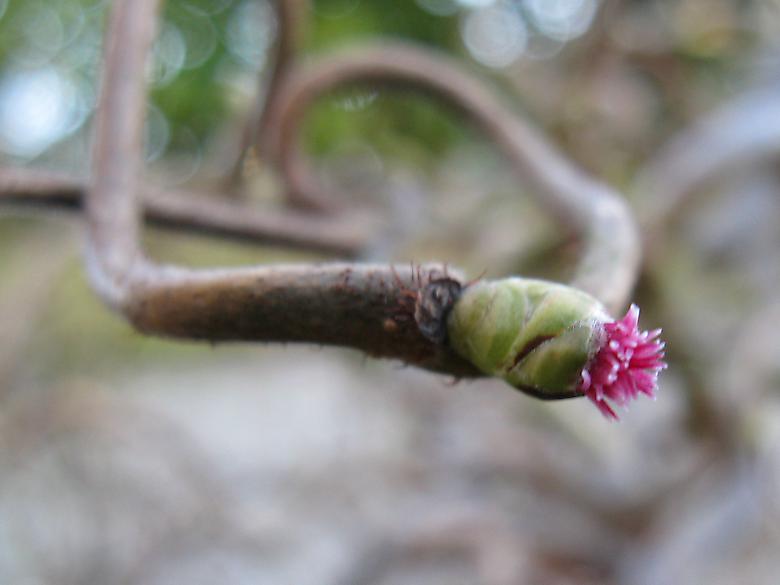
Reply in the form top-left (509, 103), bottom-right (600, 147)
top-left (578, 304), bottom-right (666, 420)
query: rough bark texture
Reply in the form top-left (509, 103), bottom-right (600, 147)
top-left (127, 263), bottom-right (480, 376)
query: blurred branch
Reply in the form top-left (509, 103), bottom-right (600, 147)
top-left (635, 82), bottom-right (780, 232)
top-left (0, 167), bottom-right (369, 256)
top-left (87, 0), bottom-right (157, 306)
top-left (630, 83), bottom-right (780, 448)
top-left (223, 0), bottom-right (307, 190)
top-left (7, 0), bottom-right (641, 379)
top-left (263, 43), bottom-right (640, 312)
top-left (85, 0), bottom-right (478, 377)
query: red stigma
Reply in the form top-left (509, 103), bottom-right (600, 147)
top-left (578, 304), bottom-right (667, 420)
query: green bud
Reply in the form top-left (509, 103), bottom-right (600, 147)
top-left (446, 278), bottom-right (609, 399)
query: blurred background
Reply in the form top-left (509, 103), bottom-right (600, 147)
top-left (2, 0), bottom-right (780, 583)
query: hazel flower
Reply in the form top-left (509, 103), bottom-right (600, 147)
top-left (578, 304), bottom-right (666, 420)
top-left (445, 278), bottom-right (666, 420)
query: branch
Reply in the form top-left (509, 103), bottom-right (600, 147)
top-left (262, 43), bottom-right (641, 313)
top-left (87, 0), bottom-right (478, 376)
top-left (224, 0), bottom-right (307, 189)
top-left (87, 0), bottom-right (157, 307)
top-left (0, 167), bottom-right (369, 256)
top-left (635, 82), bottom-right (780, 231)
top-left (83, 0), bottom-right (640, 380)
top-left (124, 262), bottom-right (479, 376)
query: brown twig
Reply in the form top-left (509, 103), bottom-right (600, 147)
top-left (263, 43), bottom-right (641, 313)
top-left (80, 0), bottom-right (638, 378)
top-left (86, 0), bottom-right (478, 377)
top-left (635, 81), bottom-right (780, 233)
top-left (87, 0), bottom-right (157, 308)
top-left (0, 167), bottom-right (369, 256)
top-left (223, 0), bottom-right (307, 190)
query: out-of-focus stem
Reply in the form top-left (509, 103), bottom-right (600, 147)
top-left (263, 43), bottom-right (641, 313)
top-left (87, 0), bottom-right (478, 376)
top-left (224, 0), bottom-right (307, 190)
top-left (636, 82), bottom-right (780, 233)
top-left (0, 167), bottom-right (370, 256)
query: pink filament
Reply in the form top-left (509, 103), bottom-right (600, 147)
top-left (578, 305), bottom-right (666, 420)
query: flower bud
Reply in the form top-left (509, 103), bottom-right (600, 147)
top-left (446, 278), bottom-right (666, 419)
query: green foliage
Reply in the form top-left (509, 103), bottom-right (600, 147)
top-left (302, 0), bottom-right (466, 171)
top-left (307, 0), bottom-right (459, 50)
top-left (0, 0), bottom-right (468, 169)
top-left (304, 88), bottom-right (468, 171)
top-left (150, 0), bottom-right (466, 164)
top-left (150, 1), bottom-right (235, 148)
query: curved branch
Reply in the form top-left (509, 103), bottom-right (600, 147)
top-left (224, 0), bottom-right (307, 188)
top-left (635, 82), bottom-right (780, 231)
top-left (262, 43), bottom-right (641, 313)
top-left (86, 0), bottom-right (640, 382)
top-left (87, 0), bottom-right (158, 308)
top-left (123, 262), bottom-right (478, 376)
top-left (0, 167), bottom-right (369, 256)
top-left (88, 0), bottom-right (477, 377)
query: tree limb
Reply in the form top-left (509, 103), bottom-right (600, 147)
top-left (223, 0), bottom-right (307, 190)
top-left (262, 43), bottom-right (641, 313)
top-left (635, 81), bottom-right (780, 232)
top-left (80, 0), bottom-right (639, 377)
top-left (87, 0), bottom-right (478, 376)
top-left (0, 167), bottom-right (370, 256)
